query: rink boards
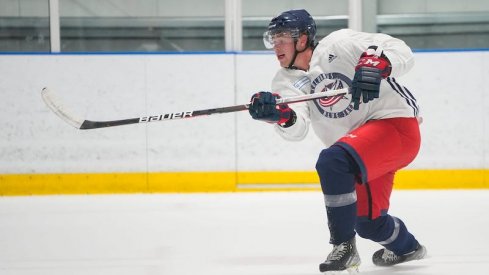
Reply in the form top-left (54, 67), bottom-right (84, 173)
top-left (1, 50), bottom-right (489, 194)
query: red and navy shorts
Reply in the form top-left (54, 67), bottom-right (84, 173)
top-left (336, 117), bottom-right (421, 220)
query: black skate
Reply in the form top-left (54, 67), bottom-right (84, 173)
top-left (372, 243), bottom-right (427, 267)
top-left (319, 237), bottom-right (361, 274)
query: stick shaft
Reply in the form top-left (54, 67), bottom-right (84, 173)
top-left (42, 87), bottom-right (349, 130)
top-left (276, 88), bottom-right (349, 105)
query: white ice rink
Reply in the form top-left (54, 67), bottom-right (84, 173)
top-left (1, 190), bottom-right (488, 275)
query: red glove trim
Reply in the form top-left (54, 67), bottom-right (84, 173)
top-left (355, 51), bottom-right (392, 78)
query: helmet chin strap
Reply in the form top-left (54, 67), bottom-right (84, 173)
top-left (287, 39), bottom-right (308, 70)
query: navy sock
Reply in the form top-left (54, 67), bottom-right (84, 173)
top-left (316, 145), bottom-right (360, 245)
top-left (356, 215), bottom-right (419, 255)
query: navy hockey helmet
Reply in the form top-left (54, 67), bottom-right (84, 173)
top-left (263, 9), bottom-right (317, 49)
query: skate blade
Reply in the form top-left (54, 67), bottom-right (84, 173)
top-left (347, 265), bottom-right (360, 274)
top-left (323, 265), bottom-right (359, 275)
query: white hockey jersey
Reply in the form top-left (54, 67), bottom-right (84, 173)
top-left (272, 29), bottom-right (419, 147)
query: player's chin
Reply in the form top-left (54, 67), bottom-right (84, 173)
top-left (277, 57), bottom-right (289, 67)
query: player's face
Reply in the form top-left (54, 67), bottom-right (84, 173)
top-left (271, 33), bottom-right (297, 67)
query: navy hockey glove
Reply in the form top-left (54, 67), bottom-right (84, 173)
top-left (249, 91), bottom-right (294, 126)
top-left (351, 46), bottom-right (392, 110)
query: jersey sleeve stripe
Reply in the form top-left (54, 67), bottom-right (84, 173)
top-left (386, 77), bottom-right (419, 116)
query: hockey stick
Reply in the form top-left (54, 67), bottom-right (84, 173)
top-left (41, 87), bottom-right (349, 130)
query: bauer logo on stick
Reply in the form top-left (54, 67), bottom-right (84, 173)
top-left (139, 111), bottom-right (194, 122)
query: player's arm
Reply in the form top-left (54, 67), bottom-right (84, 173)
top-left (349, 31), bottom-right (414, 109)
top-left (362, 32), bottom-right (414, 77)
top-left (351, 46), bottom-right (391, 110)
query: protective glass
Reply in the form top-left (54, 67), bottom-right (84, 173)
top-left (263, 28), bottom-right (300, 49)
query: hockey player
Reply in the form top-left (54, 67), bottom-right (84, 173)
top-left (248, 9), bottom-right (427, 273)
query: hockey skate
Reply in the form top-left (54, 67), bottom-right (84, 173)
top-left (372, 243), bottom-right (427, 266)
top-left (319, 237), bottom-right (361, 274)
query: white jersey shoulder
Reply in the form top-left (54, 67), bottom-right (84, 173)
top-left (271, 29), bottom-right (420, 146)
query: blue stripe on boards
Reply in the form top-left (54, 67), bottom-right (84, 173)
top-left (0, 51), bottom-right (276, 56)
top-left (0, 51), bottom-right (236, 56)
top-left (1, 48), bottom-right (489, 56)
top-left (412, 48), bottom-right (489, 53)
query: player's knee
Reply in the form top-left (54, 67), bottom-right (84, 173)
top-left (315, 146), bottom-right (348, 173)
top-left (316, 148), bottom-right (337, 173)
top-left (315, 145), bottom-right (359, 175)
top-left (315, 146), bottom-right (358, 193)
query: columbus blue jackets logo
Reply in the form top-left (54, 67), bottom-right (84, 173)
top-left (311, 72), bottom-right (354, 119)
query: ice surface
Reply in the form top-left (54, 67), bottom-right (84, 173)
top-left (0, 190), bottom-right (488, 275)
